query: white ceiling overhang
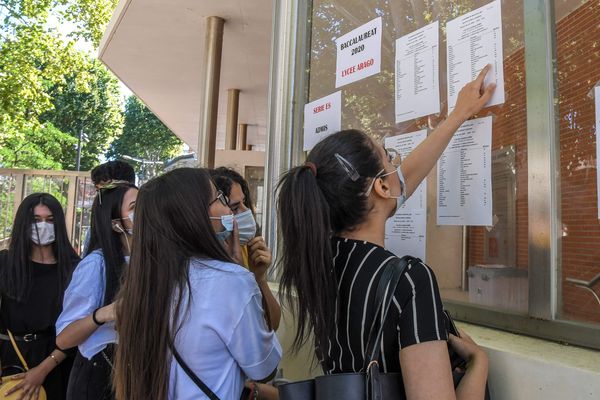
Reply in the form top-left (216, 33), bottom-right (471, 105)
top-left (99, 0), bottom-right (272, 152)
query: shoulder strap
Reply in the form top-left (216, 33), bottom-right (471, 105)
top-left (171, 345), bottom-right (220, 400)
top-left (362, 256), bottom-right (412, 370)
top-left (7, 330), bottom-right (29, 371)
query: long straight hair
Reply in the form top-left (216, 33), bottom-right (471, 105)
top-left (87, 184), bottom-right (136, 305)
top-left (114, 168), bottom-right (233, 400)
top-left (276, 130), bottom-right (383, 359)
top-left (0, 193), bottom-right (79, 301)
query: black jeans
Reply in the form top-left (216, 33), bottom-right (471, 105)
top-left (66, 346), bottom-right (114, 400)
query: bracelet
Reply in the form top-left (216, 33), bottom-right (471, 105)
top-left (92, 308), bottom-right (105, 326)
top-left (252, 383), bottom-right (259, 400)
top-left (50, 354), bottom-right (60, 366)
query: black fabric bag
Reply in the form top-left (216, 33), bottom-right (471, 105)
top-left (278, 256), bottom-right (411, 400)
top-left (278, 256), bottom-right (491, 400)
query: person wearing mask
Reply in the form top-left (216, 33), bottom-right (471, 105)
top-left (211, 167), bottom-right (281, 332)
top-left (113, 168), bottom-right (281, 400)
top-left (82, 161), bottom-right (136, 256)
top-left (55, 180), bottom-right (137, 400)
top-left (276, 66), bottom-right (495, 399)
top-left (211, 168), bottom-right (281, 400)
top-left (0, 193), bottom-right (80, 400)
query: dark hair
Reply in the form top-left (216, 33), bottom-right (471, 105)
top-left (276, 129), bottom-right (383, 356)
top-left (0, 193), bottom-right (79, 301)
top-left (210, 167), bottom-right (254, 211)
top-left (114, 168), bottom-right (232, 400)
top-left (87, 184), bottom-right (137, 305)
top-left (91, 161), bottom-right (136, 186)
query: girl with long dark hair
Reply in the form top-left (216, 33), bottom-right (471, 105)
top-left (0, 193), bottom-right (79, 400)
top-left (277, 67), bottom-right (495, 399)
top-left (113, 168), bottom-right (281, 400)
top-left (55, 181), bottom-right (137, 400)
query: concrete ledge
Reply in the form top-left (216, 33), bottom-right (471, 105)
top-left (459, 322), bottom-right (600, 400)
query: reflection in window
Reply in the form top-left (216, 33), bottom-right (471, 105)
top-left (555, 0), bottom-right (600, 325)
top-left (309, 0), bottom-right (529, 313)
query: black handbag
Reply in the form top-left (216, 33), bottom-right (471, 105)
top-left (278, 256), bottom-right (411, 400)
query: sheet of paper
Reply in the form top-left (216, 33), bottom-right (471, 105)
top-left (384, 129), bottom-right (428, 260)
top-left (335, 17), bottom-right (382, 88)
top-left (437, 117), bottom-right (493, 226)
top-left (446, 0), bottom-right (505, 112)
top-left (303, 91), bottom-right (342, 151)
top-left (395, 21), bottom-right (440, 123)
top-left (596, 86), bottom-right (600, 219)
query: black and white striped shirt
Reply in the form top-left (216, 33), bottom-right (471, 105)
top-left (324, 237), bottom-right (447, 374)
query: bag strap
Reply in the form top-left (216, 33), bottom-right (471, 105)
top-left (362, 256), bottom-right (412, 371)
top-left (0, 293), bottom-right (30, 372)
top-left (171, 344), bottom-right (219, 400)
top-left (7, 330), bottom-right (29, 371)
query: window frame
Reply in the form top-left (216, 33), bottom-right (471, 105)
top-left (263, 0), bottom-right (600, 350)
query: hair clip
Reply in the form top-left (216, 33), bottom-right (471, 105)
top-left (95, 179), bottom-right (132, 205)
top-left (334, 153), bottom-right (360, 182)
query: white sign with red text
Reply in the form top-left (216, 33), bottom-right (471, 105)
top-left (303, 91), bottom-right (342, 151)
top-left (335, 17), bottom-right (382, 88)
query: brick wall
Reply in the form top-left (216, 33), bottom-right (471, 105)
top-left (556, 0), bottom-right (600, 324)
top-left (468, 0), bottom-right (600, 324)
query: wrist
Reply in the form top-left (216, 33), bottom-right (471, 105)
top-left (92, 307), bottom-right (107, 325)
top-left (446, 110), bottom-right (469, 128)
top-left (39, 357), bottom-right (56, 375)
top-left (468, 349), bottom-right (489, 366)
top-left (255, 274), bottom-right (268, 285)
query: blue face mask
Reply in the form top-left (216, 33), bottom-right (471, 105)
top-left (235, 210), bottom-right (257, 245)
top-left (210, 214), bottom-right (234, 241)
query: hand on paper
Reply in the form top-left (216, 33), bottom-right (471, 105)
top-left (451, 64), bottom-right (497, 121)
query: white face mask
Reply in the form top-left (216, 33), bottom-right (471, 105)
top-left (31, 222), bottom-right (55, 246)
top-left (125, 211), bottom-right (134, 235)
top-left (379, 167), bottom-right (407, 214)
top-left (235, 210), bottom-right (257, 245)
top-left (209, 214), bottom-right (234, 241)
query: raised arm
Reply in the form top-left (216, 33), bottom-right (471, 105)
top-left (401, 65), bottom-right (496, 197)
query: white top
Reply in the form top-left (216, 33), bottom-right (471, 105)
top-left (168, 258), bottom-right (282, 400)
top-left (56, 250), bottom-right (118, 359)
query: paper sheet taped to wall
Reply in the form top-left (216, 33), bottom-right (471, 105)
top-left (395, 21), bottom-right (440, 123)
top-left (303, 91), bottom-right (342, 151)
top-left (446, 0), bottom-right (505, 112)
top-left (384, 129), bottom-right (428, 260)
top-left (335, 17), bottom-right (382, 88)
top-left (437, 116), bottom-right (493, 226)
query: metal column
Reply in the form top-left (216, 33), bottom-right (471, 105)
top-left (198, 16), bottom-right (225, 168)
top-left (225, 89), bottom-right (240, 150)
top-left (524, 0), bottom-right (560, 320)
top-left (237, 123), bottom-right (248, 150)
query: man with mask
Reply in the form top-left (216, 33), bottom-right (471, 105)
top-left (210, 168), bottom-right (281, 400)
top-left (210, 167), bottom-right (280, 332)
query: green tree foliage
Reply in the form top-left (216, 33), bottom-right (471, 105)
top-left (42, 59), bottom-right (123, 170)
top-left (107, 96), bottom-right (183, 180)
top-left (0, 0), bottom-right (119, 169)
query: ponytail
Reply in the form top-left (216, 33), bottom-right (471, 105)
top-left (276, 130), bottom-right (383, 359)
top-left (277, 165), bottom-right (336, 357)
